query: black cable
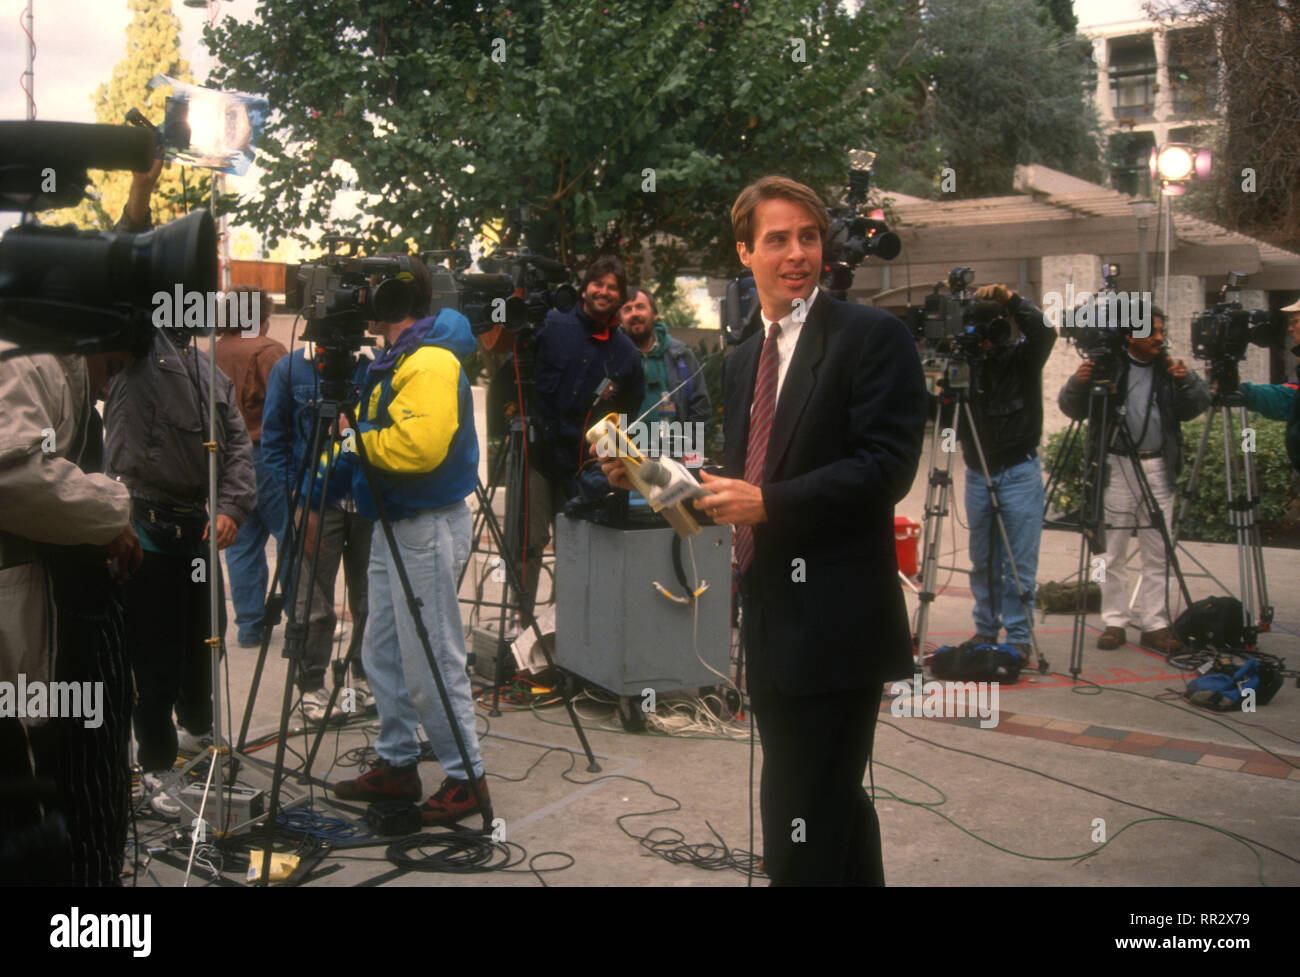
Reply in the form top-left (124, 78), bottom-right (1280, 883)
top-left (551, 745), bottom-right (763, 878)
top-left (877, 718), bottom-right (1300, 867)
top-left (385, 831), bottom-right (524, 874)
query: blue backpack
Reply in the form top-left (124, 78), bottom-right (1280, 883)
top-left (1185, 656), bottom-right (1283, 711)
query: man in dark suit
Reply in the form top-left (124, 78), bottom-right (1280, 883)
top-left (664, 176), bottom-right (925, 884)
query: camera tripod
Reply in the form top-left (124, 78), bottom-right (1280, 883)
top-left (235, 336), bottom-right (600, 871)
top-left (1171, 383), bottom-right (1272, 650)
top-left (913, 358), bottom-right (1050, 673)
top-left (457, 353), bottom-right (551, 718)
top-left (1044, 378), bottom-right (1194, 678)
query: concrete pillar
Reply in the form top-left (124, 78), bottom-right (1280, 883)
top-left (1040, 254), bottom-right (1102, 436)
top-left (1237, 288), bottom-right (1270, 386)
top-left (1153, 28), bottom-right (1172, 123)
top-left (1093, 36), bottom-right (1114, 123)
top-left (1158, 275), bottom-right (1203, 367)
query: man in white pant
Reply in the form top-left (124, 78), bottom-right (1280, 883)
top-left (1059, 310), bottom-right (1211, 654)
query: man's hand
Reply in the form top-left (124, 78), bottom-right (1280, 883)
top-left (1074, 361), bottom-right (1095, 383)
top-left (124, 157), bottom-right (162, 227)
top-left (1167, 358), bottom-right (1188, 379)
top-left (599, 455), bottom-right (634, 492)
top-left (691, 471), bottom-right (767, 526)
top-left (203, 514), bottom-right (239, 550)
top-left (106, 525), bottom-right (143, 582)
top-left (973, 283), bottom-right (1014, 305)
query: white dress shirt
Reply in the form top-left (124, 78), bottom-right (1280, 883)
top-left (756, 286), bottom-right (817, 410)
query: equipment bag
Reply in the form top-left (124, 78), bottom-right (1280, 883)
top-left (1184, 656), bottom-right (1283, 712)
top-left (929, 643), bottom-right (1025, 684)
top-left (1173, 596), bottom-right (1244, 650)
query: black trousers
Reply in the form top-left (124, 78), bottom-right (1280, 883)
top-left (1, 553), bottom-right (132, 886)
top-left (749, 684), bottom-right (885, 886)
top-left (124, 549), bottom-right (220, 772)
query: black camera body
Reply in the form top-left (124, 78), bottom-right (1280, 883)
top-left (290, 243), bottom-right (418, 353)
top-left (1191, 274), bottom-right (1283, 393)
top-left (0, 120), bottom-right (217, 357)
top-left (820, 166), bottom-right (899, 296)
top-left (1059, 268), bottom-right (1139, 388)
top-left (425, 247), bottom-right (576, 339)
top-left (1061, 319), bottom-right (1130, 388)
top-left (908, 268), bottom-right (1012, 366)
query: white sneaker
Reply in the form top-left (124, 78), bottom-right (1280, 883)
top-left (350, 678), bottom-right (377, 714)
top-left (176, 728), bottom-right (214, 757)
top-left (300, 687), bottom-right (334, 725)
top-left (142, 771), bottom-right (181, 819)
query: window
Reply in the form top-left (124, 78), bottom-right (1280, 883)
top-left (1109, 131), bottom-right (1156, 196)
top-left (1109, 35), bottom-right (1158, 120)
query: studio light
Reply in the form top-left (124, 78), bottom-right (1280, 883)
top-left (1149, 143), bottom-right (1212, 195)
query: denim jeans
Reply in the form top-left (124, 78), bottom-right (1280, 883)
top-left (225, 443), bottom-right (288, 643)
top-left (965, 456), bottom-right (1044, 644)
top-left (363, 501), bottom-right (482, 780)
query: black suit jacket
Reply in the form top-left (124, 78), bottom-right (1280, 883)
top-left (724, 290), bottom-right (927, 695)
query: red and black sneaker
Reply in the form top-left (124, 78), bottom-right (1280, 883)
top-left (333, 759), bottom-right (421, 803)
top-left (420, 775), bottom-right (491, 827)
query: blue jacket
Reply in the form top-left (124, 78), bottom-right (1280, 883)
top-left (262, 347), bottom-right (371, 512)
top-left (534, 305), bottom-right (644, 487)
top-left (315, 310), bottom-right (479, 521)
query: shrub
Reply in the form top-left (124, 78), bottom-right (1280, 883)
top-left (1042, 414), bottom-right (1296, 544)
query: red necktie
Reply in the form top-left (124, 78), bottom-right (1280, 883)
top-left (734, 322), bottom-right (781, 574)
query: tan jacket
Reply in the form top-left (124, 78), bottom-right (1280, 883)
top-left (0, 343), bottom-right (130, 687)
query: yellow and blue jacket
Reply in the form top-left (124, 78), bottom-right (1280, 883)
top-left (314, 309), bottom-right (479, 520)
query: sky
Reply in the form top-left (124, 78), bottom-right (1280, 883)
top-left (0, 0), bottom-right (260, 123)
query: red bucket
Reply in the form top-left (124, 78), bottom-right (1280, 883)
top-left (894, 516), bottom-right (920, 578)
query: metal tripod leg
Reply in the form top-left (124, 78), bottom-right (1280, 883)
top-left (912, 396), bottom-right (958, 668)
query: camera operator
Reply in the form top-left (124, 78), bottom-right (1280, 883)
top-left (0, 338), bottom-right (142, 884)
top-left (215, 287), bottom-right (288, 648)
top-left (320, 256), bottom-right (490, 826)
top-left (261, 342), bottom-right (374, 722)
top-left (533, 256), bottom-right (645, 502)
top-left (1240, 298), bottom-right (1300, 472)
top-left (1058, 308), bottom-right (1210, 654)
top-left (944, 284), bottom-right (1055, 658)
top-left (108, 164), bottom-right (257, 808)
top-left (619, 285), bottom-right (711, 431)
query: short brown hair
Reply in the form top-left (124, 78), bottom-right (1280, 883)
top-left (228, 284), bottom-right (272, 328)
top-left (731, 176), bottom-right (829, 249)
top-left (582, 254), bottom-right (628, 306)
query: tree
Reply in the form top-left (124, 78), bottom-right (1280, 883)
top-left (1146, 1), bottom-right (1300, 251)
top-left (62, 0), bottom-right (196, 230)
top-left (204, 0), bottom-right (904, 280)
top-left (868, 0), bottom-right (1102, 199)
